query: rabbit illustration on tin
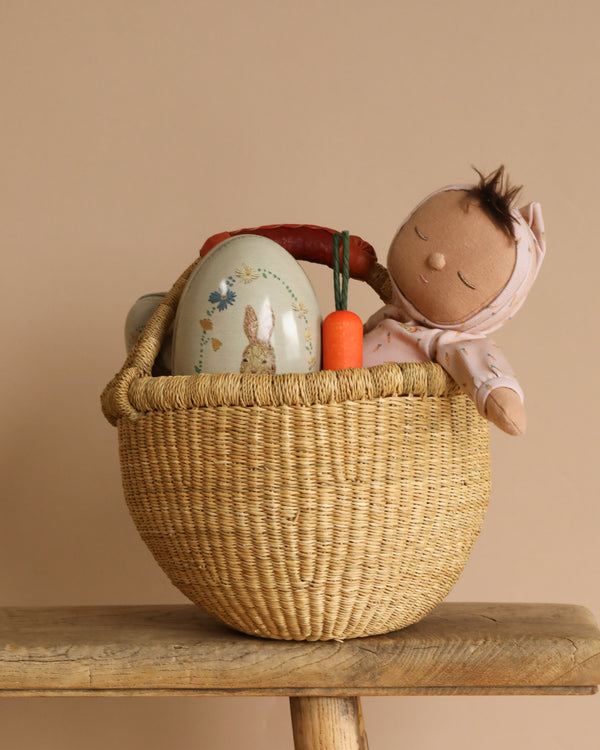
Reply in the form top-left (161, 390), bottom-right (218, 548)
top-left (240, 303), bottom-right (276, 374)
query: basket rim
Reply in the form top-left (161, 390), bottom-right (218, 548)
top-left (102, 362), bottom-right (459, 424)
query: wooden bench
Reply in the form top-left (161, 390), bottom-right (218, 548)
top-left (1, 602), bottom-right (599, 749)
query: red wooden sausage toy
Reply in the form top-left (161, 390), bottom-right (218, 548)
top-left (199, 224), bottom-right (377, 280)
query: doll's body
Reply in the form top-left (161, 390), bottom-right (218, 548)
top-left (363, 169), bottom-right (546, 435)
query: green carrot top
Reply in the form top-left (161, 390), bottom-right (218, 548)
top-left (333, 231), bottom-right (350, 312)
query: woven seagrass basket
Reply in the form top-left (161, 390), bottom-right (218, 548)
top-left (101, 256), bottom-right (491, 641)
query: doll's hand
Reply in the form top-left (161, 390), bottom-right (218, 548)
top-left (485, 387), bottom-right (526, 436)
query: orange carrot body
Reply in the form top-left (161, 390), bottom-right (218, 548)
top-left (322, 310), bottom-right (363, 370)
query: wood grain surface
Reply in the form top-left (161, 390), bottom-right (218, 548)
top-left (1, 603), bottom-right (599, 697)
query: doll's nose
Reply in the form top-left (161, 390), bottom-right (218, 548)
top-left (427, 252), bottom-right (446, 271)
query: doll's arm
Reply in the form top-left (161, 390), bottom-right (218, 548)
top-left (435, 333), bottom-right (526, 435)
top-left (363, 305), bottom-right (408, 333)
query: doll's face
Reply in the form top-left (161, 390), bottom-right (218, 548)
top-left (387, 190), bottom-right (517, 326)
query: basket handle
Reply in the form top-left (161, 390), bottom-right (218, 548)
top-left (101, 243), bottom-right (392, 424)
top-left (101, 256), bottom-right (201, 424)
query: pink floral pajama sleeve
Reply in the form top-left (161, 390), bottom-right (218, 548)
top-left (363, 319), bottom-right (523, 418)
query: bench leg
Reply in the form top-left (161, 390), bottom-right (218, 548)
top-left (289, 696), bottom-right (368, 750)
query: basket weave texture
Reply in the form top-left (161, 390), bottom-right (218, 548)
top-left (101, 257), bottom-right (491, 641)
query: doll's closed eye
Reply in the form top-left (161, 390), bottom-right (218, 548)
top-left (457, 271), bottom-right (477, 290)
top-left (414, 226), bottom-right (428, 241)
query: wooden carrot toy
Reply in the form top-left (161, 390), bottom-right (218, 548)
top-left (322, 231), bottom-right (363, 370)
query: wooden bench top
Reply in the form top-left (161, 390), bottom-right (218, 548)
top-left (1, 602), bottom-right (599, 697)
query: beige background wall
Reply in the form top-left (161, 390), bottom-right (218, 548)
top-left (2, 1), bottom-right (599, 747)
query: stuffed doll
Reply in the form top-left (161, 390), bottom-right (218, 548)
top-left (363, 166), bottom-right (546, 436)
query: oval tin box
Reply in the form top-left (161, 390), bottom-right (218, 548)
top-left (172, 234), bottom-right (322, 375)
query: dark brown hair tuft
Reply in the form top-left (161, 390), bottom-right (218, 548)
top-left (467, 165), bottom-right (522, 240)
